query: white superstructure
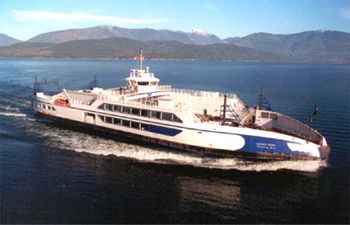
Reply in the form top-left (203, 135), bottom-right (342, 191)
top-left (32, 50), bottom-right (330, 160)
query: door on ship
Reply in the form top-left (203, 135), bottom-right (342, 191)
top-left (84, 113), bottom-right (96, 124)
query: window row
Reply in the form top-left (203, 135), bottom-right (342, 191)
top-left (98, 103), bottom-right (182, 123)
top-left (99, 115), bottom-right (150, 131)
top-left (37, 103), bottom-right (56, 111)
top-left (261, 112), bottom-right (277, 120)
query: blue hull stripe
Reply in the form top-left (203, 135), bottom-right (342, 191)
top-left (148, 125), bottom-right (182, 136)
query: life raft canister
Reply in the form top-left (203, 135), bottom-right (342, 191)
top-left (54, 98), bottom-right (69, 107)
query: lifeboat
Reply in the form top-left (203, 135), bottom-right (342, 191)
top-left (54, 98), bottom-right (69, 107)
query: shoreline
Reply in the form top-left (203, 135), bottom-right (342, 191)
top-left (0, 56), bottom-right (348, 65)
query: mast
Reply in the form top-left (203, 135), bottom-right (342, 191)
top-left (139, 49), bottom-right (144, 70)
top-left (222, 94), bottom-right (227, 125)
top-left (258, 87), bottom-right (264, 110)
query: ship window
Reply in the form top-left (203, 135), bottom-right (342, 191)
top-left (151, 82), bottom-right (158, 86)
top-left (122, 107), bottom-right (131, 114)
top-left (106, 117), bottom-right (113, 123)
top-left (131, 108), bottom-right (140, 115)
top-left (151, 111), bottom-right (161, 119)
top-left (114, 105), bottom-right (122, 112)
top-left (122, 120), bottom-right (130, 127)
top-left (138, 82), bottom-right (149, 86)
top-left (98, 104), bottom-right (105, 110)
top-left (113, 118), bottom-right (121, 125)
top-left (106, 104), bottom-right (113, 111)
top-left (131, 121), bottom-right (140, 129)
top-left (261, 112), bottom-right (269, 118)
top-left (173, 115), bottom-right (183, 123)
top-left (162, 112), bottom-right (172, 121)
top-left (270, 113), bottom-right (278, 120)
top-left (141, 123), bottom-right (149, 131)
top-left (52, 107), bottom-right (56, 111)
top-left (141, 109), bottom-right (150, 117)
top-left (43, 104), bottom-right (46, 109)
top-left (48, 106), bottom-right (51, 110)
top-left (98, 115), bottom-right (105, 122)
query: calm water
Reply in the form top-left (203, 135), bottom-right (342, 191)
top-left (0, 59), bottom-right (349, 223)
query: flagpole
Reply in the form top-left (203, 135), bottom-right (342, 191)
top-left (139, 49), bottom-right (143, 70)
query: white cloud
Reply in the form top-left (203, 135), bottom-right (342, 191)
top-left (12, 9), bottom-right (168, 25)
top-left (341, 8), bottom-right (350, 21)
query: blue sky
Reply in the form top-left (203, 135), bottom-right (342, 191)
top-left (1, 0), bottom-right (349, 40)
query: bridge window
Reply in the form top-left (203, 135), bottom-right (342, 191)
top-left (138, 82), bottom-right (149, 86)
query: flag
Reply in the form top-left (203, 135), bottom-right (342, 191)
top-left (309, 104), bottom-right (319, 123)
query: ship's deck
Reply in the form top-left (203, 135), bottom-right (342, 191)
top-left (65, 91), bottom-right (97, 105)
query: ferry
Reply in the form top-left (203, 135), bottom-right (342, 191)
top-left (32, 50), bottom-right (330, 161)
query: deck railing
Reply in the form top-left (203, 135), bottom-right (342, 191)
top-left (259, 110), bottom-right (323, 143)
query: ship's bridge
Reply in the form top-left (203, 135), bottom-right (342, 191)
top-left (126, 67), bottom-right (160, 93)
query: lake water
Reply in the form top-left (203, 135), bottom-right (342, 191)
top-left (0, 59), bottom-right (349, 223)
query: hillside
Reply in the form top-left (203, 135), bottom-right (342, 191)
top-left (229, 31), bottom-right (350, 64)
top-left (28, 26), bottom-right (222, 45)
top-left (1, 28), bottom-right (349, 64)
top-left (0, 33), bottom-right (21, 47)
top-left (0, 38), bottom-right (283, 62)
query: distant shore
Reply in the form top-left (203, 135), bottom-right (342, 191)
top-left (1, 56), bottom-right (349, 65)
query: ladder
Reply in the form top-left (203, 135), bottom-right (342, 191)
top-left (220, 104), bottom-right (245, 126)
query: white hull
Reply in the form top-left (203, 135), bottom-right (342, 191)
top-left (33, 95), bottom-right (328, 160)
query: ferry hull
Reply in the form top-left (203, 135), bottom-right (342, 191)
top-left (35, 111), bottom-right (329, 161)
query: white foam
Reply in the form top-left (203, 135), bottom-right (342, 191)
top-left (0, 105), bottom-right (20, 112)
top-left (0, 112), bottom-right (27, 117)
top-left (30, 125), bottom-right (326, 172)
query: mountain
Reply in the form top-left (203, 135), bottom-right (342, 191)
top-left (230, 30), bottom-right (350, 64)
top-left (2, 28), bottom-right (349, 64)
top-left (0, 38), bottom-right (283, 62)
top-left (0, 33), bottom-right (21, 47)
top-left (28, 26), bottom-right (222, 45)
